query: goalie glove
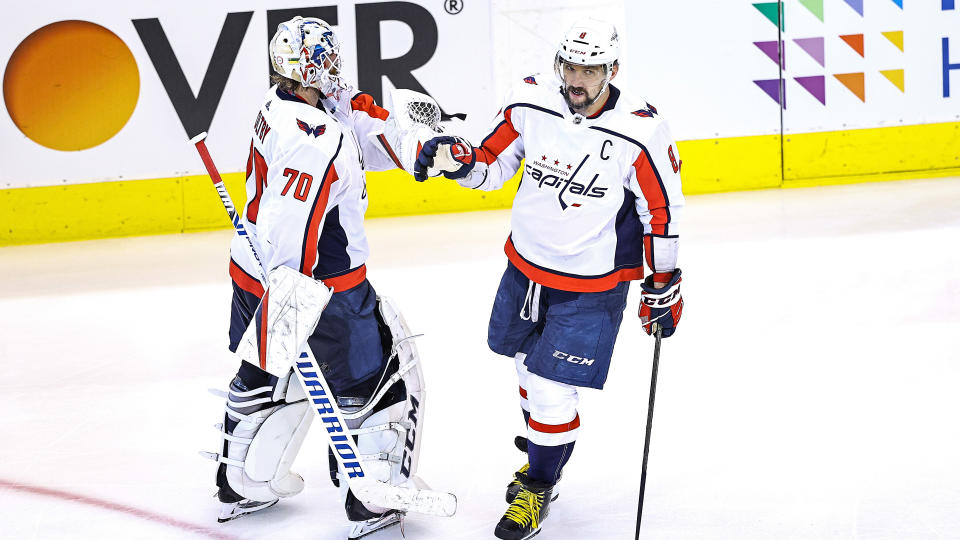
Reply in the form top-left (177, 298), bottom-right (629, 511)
top-left (638, 269), bottom-right (683, 338)
top-left (413, 136), bottom-right (476, 182)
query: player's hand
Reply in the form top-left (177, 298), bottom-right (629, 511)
top-left (639, 269), bottom-right (683, 338)
top-left (413, 136), bottom-right (476, 181)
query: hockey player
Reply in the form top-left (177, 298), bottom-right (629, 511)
top-left (204, 16), bottom-right (442, 539)
top-left (415, 19), bottom-right (685, 539)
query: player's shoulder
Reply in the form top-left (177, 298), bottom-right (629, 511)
top-left (604, 87), bottom-right (671, 141)
top-left (265, 87), bottom-right (343, 148)
top-left (503, 73), bottom-right (561, 111)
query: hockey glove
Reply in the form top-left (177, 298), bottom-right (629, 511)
top-left (638, 268), bottom-right (683, 338)
top-left (413, 136), bottom-right (476, 182)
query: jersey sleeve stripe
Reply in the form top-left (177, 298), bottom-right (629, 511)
top-left (476, 108), bottom-right (520, 164)
top-left (350, 92), bottom-right (389, 120)
top-left (632, 151), bottom-right (669, 236)
top-left (377, 133), bottom-right (404, 170)
top-left (229, 258), bottom-right (264, 298)
top-left (591, 124), bottom-right (674, 228)
top-left (300, 135), bottom-right (343, 276)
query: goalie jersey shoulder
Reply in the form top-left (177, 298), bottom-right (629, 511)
top-left (260, 85), bottom-right (343, 156)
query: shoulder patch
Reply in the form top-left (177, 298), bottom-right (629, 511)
top-left (523, 75), bottom-right (538, 85)
top-left (631, 102), bottom-right (658, 118)
top-left (265, 100), bottom-right (271, 110)
top-left (296, 119), bottom-right (326, 137)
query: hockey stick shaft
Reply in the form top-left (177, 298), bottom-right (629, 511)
top-left (190, 132), bottom-right (454, 516)
top-left (635, 327), bottom-right (662, 539)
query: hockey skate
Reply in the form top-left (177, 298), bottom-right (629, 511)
top-left (348, 509), bottom-right (404, 539)
top-left (495, 472), bottom-right (555, 540)
top-left (505, 437), bottom-right (560, 504)
top-left (216, 497), bottom-right (278, 523)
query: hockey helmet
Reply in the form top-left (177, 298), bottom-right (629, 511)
top-left (270, 16), bottom-right (343, 95)
top-left (555, 19), bottom-right (620, 72)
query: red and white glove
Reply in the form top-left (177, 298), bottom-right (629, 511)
top-left (413, 136), bottom-right (476, 181)
top-left (639, 269), bottom-right (683, 338)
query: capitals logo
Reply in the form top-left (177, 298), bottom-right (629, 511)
top-left (523, 75), bottom-right (538, 85)
top-left (631, 102), bottom-right (658, 118)
top-left (525, 154), bottom-right (607, 210)
top-left (296, 119), bottom-right (326, 137)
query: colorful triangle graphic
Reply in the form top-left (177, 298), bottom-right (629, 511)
top-left (799, 0), bottom-right (824, 21)
top-left (882, 31), bottom-right (904, 52)
top-left (794, 38), bottom-right (825, 66)
top-left (754, 41), bottom-right (784, 67)
top-left (795, 76), bottom-right (826, 105)
top-left (754, 79), bottom-right (785, 108)
top-left (880, 69), bottom-right (905, 92)
top-left (842, 0), bottom-right (864, 16)
top-left (753, 2), bottom-right (783, 30)
top-left (839, 34), bottom-right (865, 57)
top-left (892, 0), bottom-right (903, 8)
top-left (834, 73), bottom-right (865, 102)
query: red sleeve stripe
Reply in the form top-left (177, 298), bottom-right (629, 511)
top-left (519, 386), bottom-right (528, 399)
top-left (230, 260), bottom-right (264, 298)
top-left (300, 137), bottom-right (343, 276)
top-left (633, 151), bottom-right (669, 236)
top-left (476, 108), bottom-right (520, 165)
top-left (351, 93), bottom-right (389, 120)
top-left (258, 289), bottom-right (269, 370)
top-left (528, 413), bottom-right (580, 434)
top-left (505, 237), bottom-right (643, 292)
top-left (377, 133), bottom-right (404, 170)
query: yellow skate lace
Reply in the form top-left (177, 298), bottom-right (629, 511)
top-left (503, 488), bottom-right (544, 529)
top-left (508, 464), bottom-right (530, 488)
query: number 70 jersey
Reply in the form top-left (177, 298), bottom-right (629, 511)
top-left (230, 85), bottom-right (371, 293)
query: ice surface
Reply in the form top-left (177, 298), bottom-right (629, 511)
top-left (1, 177), bottom-right (958, 539)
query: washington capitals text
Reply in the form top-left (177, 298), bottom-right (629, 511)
top-left (525, 154), bottom-right (607, 210)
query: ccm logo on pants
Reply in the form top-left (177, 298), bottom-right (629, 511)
top-left (553, 350), bottom-right (595, 365)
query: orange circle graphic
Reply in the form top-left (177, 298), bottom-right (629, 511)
top-left (3, 20), bottom-right (139, 151)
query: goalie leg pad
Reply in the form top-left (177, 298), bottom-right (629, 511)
top-left (212, 365), bottom-right (312, 504)
top-left (335, 295), bottom-right (428, 518)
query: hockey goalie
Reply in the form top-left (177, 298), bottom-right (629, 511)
top-left (199, 15), bottom-right (455, 539)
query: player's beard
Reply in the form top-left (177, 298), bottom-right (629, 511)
top-left (562, 83), bottom-right (604, 113)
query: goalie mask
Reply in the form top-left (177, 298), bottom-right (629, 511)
top-left (270, 16), bottom-right (344, 96)
top-left (553, 19), bottom-right (620, 111)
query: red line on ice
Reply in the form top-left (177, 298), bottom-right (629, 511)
top-left (0, 478), bottom-right (239, 540)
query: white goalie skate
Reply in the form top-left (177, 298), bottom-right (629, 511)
top-left (217, 498), bottom-right (278, 523)
top-left (348, 509), bottom-right (404, 539)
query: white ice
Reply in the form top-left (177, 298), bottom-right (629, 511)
top-left (1, 177), bottom-right (959, 540)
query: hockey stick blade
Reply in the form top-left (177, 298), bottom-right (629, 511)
top-left (354, 482), bottom-right (457, 517)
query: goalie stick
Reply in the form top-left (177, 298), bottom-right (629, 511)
top-left (191, 132), bottom-right (457, 518)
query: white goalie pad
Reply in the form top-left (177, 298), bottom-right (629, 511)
top-left (380, 89), bottom-right (443, 175)
top-left (333, 295), bottom-right (456, 517)
top-left (235, 265), bottom-right (332, 377)
top-left (203, 371), bottom-right (313, 504)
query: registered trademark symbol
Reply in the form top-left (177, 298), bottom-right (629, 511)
top-left (444, 0), bottom-right (464, 15)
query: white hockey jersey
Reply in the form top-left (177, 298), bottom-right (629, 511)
top-left (229, 85), bottom-right (398, 297)
top-left (457, 75), bottom-right (685, 292)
